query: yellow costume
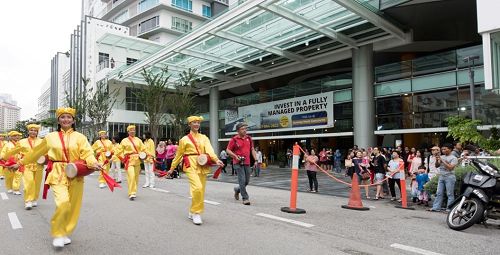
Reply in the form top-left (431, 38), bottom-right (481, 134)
top-left (119, 135), bottom-right (145, 196)
top-left (92, 138), bottom-right (112, 186)
top-left (19, 136), bottom-right (44, 202)
top-left (170, 129), bottom-right (219, 214)
top-left (0, 133), bottom-right (6, 180)
top-left (1, 140), bottom-right (23, 193)
top-left (110, 142), bottom-right (123, 182)
top-left (143, 138), bottom-right (156, 188)
top-left (19, 128), bottom-right (97, 237)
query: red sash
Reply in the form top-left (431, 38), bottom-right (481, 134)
top-left (186, 133), bottom-right (212, 167)
top-left (123, 137), bottom-right (139, 170)
top-left (42, 132), bottom-right (70, 199)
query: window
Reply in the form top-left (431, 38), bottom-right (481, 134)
top-left (125, 87), bottom-right (145, 111)
top-left (113, 10), bottom-right (128, 23)
top-left (97, 52), bottom-right (109, 71)
top-left (126, 58), bottom-right (138, 65)
top-left (202, 5), bottom-right (211, 18)
top-left (171, 17), bottom-right (192, 33)
top-left (138, 16), bottom-right (159, 34)
top-left (138, 0), bottom-right (159, 13)
top-left (171, 0), bottom-right (192, 12)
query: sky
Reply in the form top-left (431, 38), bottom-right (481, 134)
top-left (0, 0), bottom-right (82, 120)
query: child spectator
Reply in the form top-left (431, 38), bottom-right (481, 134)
top-left (416, 165), bottom-right (430, 206)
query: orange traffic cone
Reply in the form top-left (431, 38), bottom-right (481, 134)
top-left (341, 173), bottom-right (369, 211)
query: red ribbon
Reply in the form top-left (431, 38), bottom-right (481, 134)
top-left (42, 161), bottom-right (54, 199)
top-left (100, 170), bottom-right (121, 192)
top-left (212, 166), bottom-right (223, 179)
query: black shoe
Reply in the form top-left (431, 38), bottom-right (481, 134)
top-left (243, 200), bottom-right (251, 205)
top-left (234, 190), bottom-right (240, 200)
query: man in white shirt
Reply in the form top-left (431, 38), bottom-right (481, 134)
top-left (254, 147), bottom-right (263, 177)
top-left (220, 150), bottom-right (228, 173)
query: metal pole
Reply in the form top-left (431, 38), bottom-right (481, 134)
top-left (469, 60), bottom-right (476, 120)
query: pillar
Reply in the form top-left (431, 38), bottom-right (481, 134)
top-left (352, 45), bottom-right (376, 148)
top-left (209, 86), bottom-right (220, 154)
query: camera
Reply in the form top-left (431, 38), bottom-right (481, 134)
top-left (238, 156), bottom-right (246, 165)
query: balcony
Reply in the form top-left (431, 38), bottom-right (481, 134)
top-left (97, 0), bottom-right (134, 20)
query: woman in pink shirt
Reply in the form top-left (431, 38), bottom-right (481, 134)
top-left (305, 149), bottom-right (319, 193)
top-left (165, 139), bottom-right (177, 173)
top-left (156, 141), bottom-right (167, 172)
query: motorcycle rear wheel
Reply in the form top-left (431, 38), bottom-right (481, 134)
top-left (447, 197), bottom-right (484, 231)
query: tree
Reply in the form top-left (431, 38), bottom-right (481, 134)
top-left (167, 68), bottom-right (199, 140)
top-left (14, 118), bottom-right (37, 137)
top-left (65, 77), bottom-right (89, 128)
top-left (446, 116), bottom-right (484, 145)
top-left (133, 67), bottom-right (171, 141)
top-left (86, 81), bottom-right (118, 141)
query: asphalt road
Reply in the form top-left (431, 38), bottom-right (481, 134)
top-left (1, 171), bottom-right (499, 255)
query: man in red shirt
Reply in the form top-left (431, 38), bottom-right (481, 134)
top-left (226, 122), bottom-right (257, 205)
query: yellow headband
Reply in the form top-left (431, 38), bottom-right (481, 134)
top-left (8, 131), bottom-right (22, 137)
top-left (127, 125), bottom-right (136, 132)
top-left (56, 107), bottom-right (76, 118)
top-left (98, 130), bottom-right (107, 135)
top-left (187, 116), bottom-right (203, 124)
top-left (26, 124), bottom-right (41, 131)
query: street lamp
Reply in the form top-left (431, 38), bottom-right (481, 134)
top-left (463, 55), bottom-right (480, 120)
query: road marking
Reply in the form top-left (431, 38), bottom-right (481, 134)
top-left (8, 212), bottom-right (22, 230)
top-left (390, 243), bottom-right (444, 255)
top-left (187, 197), bottom-right (220, 205)
top-left (256, 213), bottom-right (314, 228)
top-left (1, 192), bottom-right (8, 200)
top-left (150, 188), bottom-right (170, 193)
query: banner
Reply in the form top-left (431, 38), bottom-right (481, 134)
top-left (225, 92), bottom-right (334, 134)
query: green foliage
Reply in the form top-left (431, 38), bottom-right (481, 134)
top-left (65, 77), bottom-right (89, 128)
top-left (483, 127), bottom-right (500, 152)
top-left (13, 119), bottom-right (37, 137)
top-left (167, 68), bottom-right (199, 140)
top-left (86, 81), bottom-right (118, 140)
top-left (134, 67), bottom-right (171, 141)
top-left (445, 116), bottom-right (484, 144)
top-left (424, 165), bottom-right (476, 195)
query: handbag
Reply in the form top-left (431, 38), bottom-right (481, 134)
top-left (359, 165), bottom-right (370, 180)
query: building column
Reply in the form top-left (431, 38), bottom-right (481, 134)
top-left (209, 86), bottom-right (220, 154)
top-left (352, 44), bottom-right (376, 148)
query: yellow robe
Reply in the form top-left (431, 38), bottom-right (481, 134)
top-left (0, 141), bottom-right (23, 191)
top-left (0, 140), bottom-right (4, 178)
top-left (19, 129), bottom-right (98, 237)
top-left (144, 139), bottom-right (155, 164)
top-left (92, 139), bottom-right (112, 184)
top-left (170, 131), bottom-right (219, 214)
top-left (111, 143), bottom-right (122, 163)
top-left (19, 137), bottom-right (44, 202)
top-left (119, 136), bottom-right (145, 196)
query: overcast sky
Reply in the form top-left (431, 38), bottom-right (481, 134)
top-left (0, 0), bottom-right (81, 119)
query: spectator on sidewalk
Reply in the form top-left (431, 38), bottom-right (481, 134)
top-left (424, 146), bottom-right (441, 179)
top-left (409, 150), bottom-right (423, 203)
top-left (429, 143), bottom-right (458, 212)
top-left (305, 149), bottom-right (319, 193)
top-left (334, 149), bottom-right (342, 173)
top-left (416, 165), bottom-right (430, 206)
top-left (387, 151), bottom-right (404, 202)
top-left (353, 151), bottom-right (370, 199)
top-left (254, 147), bottom-right (262, 177)
top-left (371, 147), bottom-right (387, 200)
top-left (451, 142), bottom-right (462, 158)
top-left (156, 141), bottom-right (167, 172)
top-left (319, 148), bottom-right (328, 171)
top-left (220, 149), bottom-right (228, 174)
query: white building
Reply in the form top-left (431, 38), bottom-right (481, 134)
top-left (0, 94), bottom-right (21, 132)
top-left (36, 79), bottom-right (51, 121)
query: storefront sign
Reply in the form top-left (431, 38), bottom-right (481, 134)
top-left (225, 92), bottom-right (334, 134)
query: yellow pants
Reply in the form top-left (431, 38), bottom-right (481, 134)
top-left (0, 166), bottom-right (4, 177)
top-left (23, 169), bottom-right (44, 202)
top-left (98, 163), bottom-right (110, 184)
top-left (126, 164), bottom-right (141, 196)
top-left (186, 171), bottom-right (207, 214)
top-left (50, 177), bottom-right (84, 237)
top-left (4, 169), bottom-right (22, 191)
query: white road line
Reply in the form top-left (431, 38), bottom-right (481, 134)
top-left (8, 212), bottom-right (22, 230)
top-left (204, 200), bottom-right (220, 205)
top-left (390, 243), bottom-right (444, 255)
top-left (150, 188), bottom-right (170, 193)
top-left (256, 213), bottom-right (314, 228)
top-left (1, 192), bottom-right (8, 200)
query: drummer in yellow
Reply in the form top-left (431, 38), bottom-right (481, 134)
top-left (1, 130), bottom-right (24, 195)
top-left (92, 130), bottom-right (113, 189)
top-left (0, 133), bottom-right (6, 180)
top-left (167, 116), bottom-right (224, 225)
top-left (119, 125), bottom-right (145, 200)
top-left (9, 107), bottom-right (102, 248)
top-left (19, 124), bottom-right (44, 209)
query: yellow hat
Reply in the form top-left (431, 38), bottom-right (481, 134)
top-left (8, 131), bottom-right (22, 137)
top-left (56, 107), bottom-right (76, 118)
top-left (126, 125), bottom-right (136, 132)
top-left (98, 130), bottom-right (107, 135)
top-left (187, 116), bottom-right (203, 124)
top-left (26, 124), bottom-right (41, 130)
top-left (0, 133), bottom-right (6, 137)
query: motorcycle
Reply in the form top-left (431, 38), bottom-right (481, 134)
top-left (447, 159), bottom-right (500, 231)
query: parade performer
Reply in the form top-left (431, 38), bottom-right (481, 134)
top-left (19, 124), bottom-right (44, 209)
top-left (167, 116), bottom-right (224, 225)
top-left (110, 137), bottom-right (123, 183)
top-left (9, 107), bottom-right (102, 248)
top-left (1, 130), bottom-right (24, 195)
top-left (142, 132), bottom-right (155, 188)
top-left (0, 133), bottom-right (6, 180)
top-left (92, 130), bottom-right (113, 189)
top-left (119, 125), bottom-right (145, 200)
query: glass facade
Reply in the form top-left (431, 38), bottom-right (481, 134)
top-left (171, 17), bottom-right (192, 33)
top-left (125, 87), bottom-right (145, 111)
top-left (202, 5), bottom-right (212, 18)
top-left (171, 0), bottom-right (192, 12)
top-left (138, 0), bottom-right (159, 13)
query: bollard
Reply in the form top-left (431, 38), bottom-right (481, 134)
top-left (281, 144), bottom-right (306, 214)
top-left (395, 162), bottom-right (415, 210)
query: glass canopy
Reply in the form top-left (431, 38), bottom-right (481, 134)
top-left (107, 0), bottom-right (409, 90)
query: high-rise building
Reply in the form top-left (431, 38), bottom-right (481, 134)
top-left (0, 94), bottom-right (21, 132)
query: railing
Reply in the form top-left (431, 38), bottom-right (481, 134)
top-left (138, 0), bottom-right (159, 13)
top-left (138, 16), bottom-right (160, 34)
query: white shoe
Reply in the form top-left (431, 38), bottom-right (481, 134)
top-left (142, 184), bottom-right (149, 188)
top-left (13, 191), bottom-right (21, 195)
top-left (25, 201), bottom-right (33, 210)
top-left (0, 176), bottom-right (4, 180)
top-left (99, 183), bottom-right (106, 189)
top-left (149, 185), bottom-right (155, 188)
top-left (32, 201), bottom-right (38, 207)
top-left (7, 189), bottom-right (13, 194)
top-left (63, 236), bottom-right (71, 245)
top-left (188, 212), bottom-right (193, 219)
top-left (52, 237), bottom-right (65, 248)
top-left (129, 194), bottom-right (136, 200)
top-left (192, 214), bottom-right (202, 225)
